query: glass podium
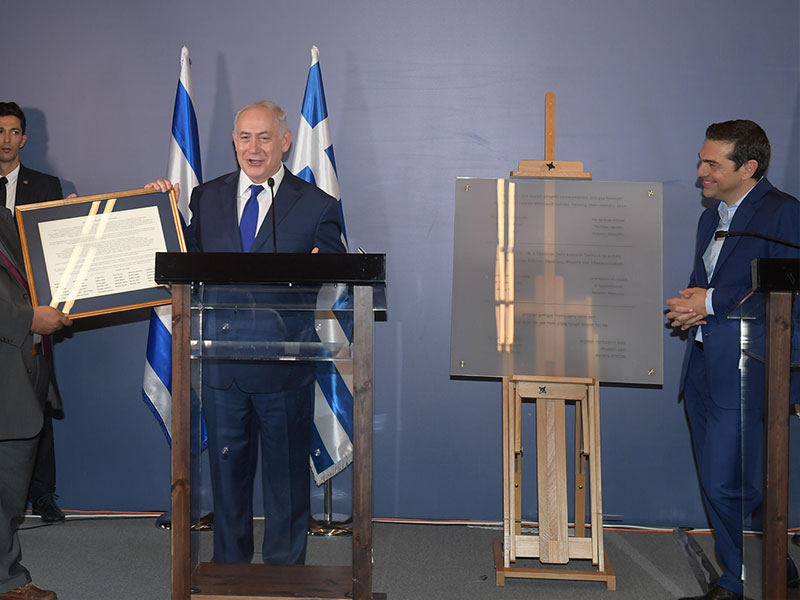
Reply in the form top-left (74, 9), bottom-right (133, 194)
top-left (728, 257), bottom-right (799, 600)
top-left (155, 252), bottom-right (387, 600)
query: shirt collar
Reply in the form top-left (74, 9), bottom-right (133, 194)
top-left (237, 164), bottom-right (285, 198)
top-left (3, 163), bottom-right (20, 185)
top-left (717, 178), bottom-right (757, 228)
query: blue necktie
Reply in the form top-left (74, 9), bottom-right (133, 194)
top-left (240, 184), bottom-right (263, 252)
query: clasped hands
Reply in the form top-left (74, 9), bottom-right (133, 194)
top-left (665, 287), bottom-right (708, 331)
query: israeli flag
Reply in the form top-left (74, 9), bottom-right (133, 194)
top-left (142, 45), bottom-right (203, 445)
top-left (290, 46), bottom-right (353, 485)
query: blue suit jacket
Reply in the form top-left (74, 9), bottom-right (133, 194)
top-left (14, 165), bottom-right (64, 410)
top-left (678, 178), bottom-right (800, 409)
top-left (185, 168), bottom-right (345, 255)
top-left (185, 168), bottom-right (346, 393)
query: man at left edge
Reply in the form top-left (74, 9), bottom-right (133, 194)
top-left (0, 178), bottom-right (72, 599)
top-left (0, 102), bottom-right (67, 524)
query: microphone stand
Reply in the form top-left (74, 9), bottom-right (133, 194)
top-left (715, 229), bottom-right (800, 250)
top-left (268, 177), bottom-right (276, 252)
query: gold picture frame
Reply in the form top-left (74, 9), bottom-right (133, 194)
top-left (16, 187), bottom-right (185, 319)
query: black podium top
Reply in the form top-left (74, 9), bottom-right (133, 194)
top-left (750, 257), bottom-right (800, 293)
top-left (728, 258), bottom-right (799, 320)
top-left (155, 252), bottom-right (386, 285)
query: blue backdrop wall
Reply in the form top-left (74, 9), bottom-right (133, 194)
top-left (4, 0), bottom-right (799, 528)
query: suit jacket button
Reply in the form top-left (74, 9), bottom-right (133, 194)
top-left (222, 323), bottom-right (230, 331)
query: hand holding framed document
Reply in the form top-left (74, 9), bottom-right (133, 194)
top-left (16, 188), bottom-right (186, 319)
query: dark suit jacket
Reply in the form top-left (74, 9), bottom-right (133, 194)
top-left (13, 164), bottom-right (64, 412)
top-left (15, 164), bottom-right (63, 208)
top-left (185, 167), bottom-right (346, 393)
top-left (0, 207), bottom-right (46, 440)
top-left (679, 177), bottom-right (800, 408)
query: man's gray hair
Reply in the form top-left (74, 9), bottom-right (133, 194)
top-left (233, 101), bottom-right (287, 135)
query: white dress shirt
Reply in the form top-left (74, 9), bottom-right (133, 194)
top-left (1, 164), bottom-right (21, 210)
top-left (236, 165), bottom-right (285, 236)
top-left (695, 186), bottom-right (750, 342)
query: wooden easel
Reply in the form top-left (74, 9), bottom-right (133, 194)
top-left (494, 375), bottom-right (615, 589)
top-left (510, 92), bottom-right (591, 179)
top-left (494, 93), bottom-right (615, 590)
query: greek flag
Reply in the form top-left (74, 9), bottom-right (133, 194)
top-left (290, 45), bottom-right (353, 485)
top-left (142, 45), bottom-right (203, 445)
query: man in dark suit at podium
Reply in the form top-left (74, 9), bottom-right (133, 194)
top-left (666, 120), bottom-right (800, 600)
top-left (148, 100), bottom-right (345, 565)
top-left (0, 102), bottom-right (66, 524)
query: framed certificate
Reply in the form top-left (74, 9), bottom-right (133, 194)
top-left (16, 188), bottom-right (186, 319)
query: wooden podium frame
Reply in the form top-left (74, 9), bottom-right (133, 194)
top-left (155, 252), bottom-right (387, 600)
top-left (730, 257), bottom-right (800, 600)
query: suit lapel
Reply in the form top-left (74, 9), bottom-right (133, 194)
top-left (711, 178), bottom-right (770, 282)
top-left (15, 165), bottom-right (34, 206)
top-left (212, 173), bottom-right (242, 251)
top-left (694, 209), bottom-right (718, 287)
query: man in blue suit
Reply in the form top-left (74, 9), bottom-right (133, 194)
top-left (666, 120), bottom-right (800, 600)
top-left (149, 100), bottom-right (345, 565)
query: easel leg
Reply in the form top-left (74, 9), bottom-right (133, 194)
top-left (514, 384), bottom-right (522, 543)
top-left (493, 539), bottom-right (506, 586)
top-left (502, 378), bottom-right (512, 568)
top-left (589, 381), bottom-right (604, 570)
top-left (536, 397), bottom-right (569, 564)
top-left (574, 399), bottom-right (587, 538)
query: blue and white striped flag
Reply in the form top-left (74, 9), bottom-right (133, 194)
top-left (142, 45), bottom-right (203, 445)
top-left (290, 45), bottom-right (353, 485)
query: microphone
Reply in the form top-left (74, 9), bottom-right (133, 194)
top-left (714, 230), bottom-right (800, 250)
top-left (268, 177), bottom-right (276, 253)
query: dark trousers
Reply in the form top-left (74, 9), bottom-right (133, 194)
top-left (27, 413), bottom-right (56, 501)
top-left (0, 435), bottom-right (39, 592)
top-left (684, 343), bottom-right (763, 595)
top-left (204, 381), bottom-right (313, 565)
top-left (28, 354), bottom-right (57, 503)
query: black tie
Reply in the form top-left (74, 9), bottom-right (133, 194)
top-left (0, 177), bottom-right (7, 210)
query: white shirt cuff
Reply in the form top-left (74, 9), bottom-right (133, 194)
top-left (705, 288), bottom-right (714, 316)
